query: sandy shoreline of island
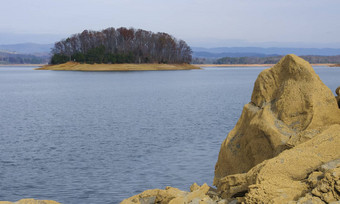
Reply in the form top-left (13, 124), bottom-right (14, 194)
top-left (35, 62), bottom-right (200, 71)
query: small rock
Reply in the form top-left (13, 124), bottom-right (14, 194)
top-left (190, 183), bottom-right (200, 192)
top-left (217, 199), bottom-right (228, 204)
top-left (308, 171), bottom-right (324, 188)
top-left (320, 159), bottom-right (340, 172)
top-left (139, 196), bottom-right (155, 204)
top-left (297, 193), bottom-right (325, 204)
top-left (188, 197), bottom-right (201, 204)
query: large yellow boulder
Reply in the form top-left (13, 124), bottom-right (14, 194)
top-left (214, 54), bottom-right (340, 185)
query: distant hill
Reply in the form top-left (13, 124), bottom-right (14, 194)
top-left (0, 50), bottom-right (50, 64)
top-left (192, 47), bottom-right (340, 58)
top-left (0, 43), bottom-right (53, 55)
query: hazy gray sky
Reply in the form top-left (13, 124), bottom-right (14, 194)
top-left (1, 0), bottom-right (340, 47)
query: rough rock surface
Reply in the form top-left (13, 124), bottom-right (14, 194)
top-left (310, 160), bottom-right (340, 203)
top-left (214, 55), bottom-right (340, 203)
top-left (0, 199), bottom-right (60, 204)
top-left (120, 183), bottom-right (227, 204)
top-left (217, 127), bottom-right (340, 201)
top-left (120, 54), bottom-right (340, 203)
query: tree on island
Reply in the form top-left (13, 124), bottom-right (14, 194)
top-left (51, 27), bottom-right (192, 64)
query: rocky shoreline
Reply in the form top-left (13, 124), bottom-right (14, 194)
top-left (121, 55), bottom-right (340, 204)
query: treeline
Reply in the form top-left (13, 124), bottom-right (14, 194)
top-left (213, 55), bottom-right (340, 64)
top-left (0, 52), bottom-right (49, 64)
top-left (51, 27), bottom-right (192, 64)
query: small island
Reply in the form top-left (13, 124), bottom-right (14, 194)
top-left (35, 62), bottom-right (199, 71)
top-left (37, 27), bottom-right (199, 71)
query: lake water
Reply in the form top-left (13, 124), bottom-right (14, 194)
top-left (0, 66), bottom-right (339, 204)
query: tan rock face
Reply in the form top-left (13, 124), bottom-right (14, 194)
top-left (213, 55), bottom-right (340, 203)
top-left (0, 199), bottom-right (60, 204)
top-left (217, 125), bottom-right (340, 203)
top-left (214, 54), bottom-right (340, 185)
top-left (244, 125), bottom-right (340, 203)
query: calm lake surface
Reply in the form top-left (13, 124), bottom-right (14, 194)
top-left (0, 65), bottom-right (339, 204)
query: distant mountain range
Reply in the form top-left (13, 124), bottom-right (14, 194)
top-left (0, 51), bottom-right (50, 64)
top-left (0, 43), bottom-right (52, 64)
top-left (192, 47), bottom-right (340, 58)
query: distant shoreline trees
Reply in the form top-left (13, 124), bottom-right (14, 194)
top-left (0, 52), bottom-right (49, 64)
top-left (211, 55), bottom-right (340, 64)
top-left (189, 55), bottom-right (340, 64)
top-left (51, 27), bottom-right (192, 65)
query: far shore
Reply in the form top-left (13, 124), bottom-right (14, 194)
top-left (195, 63), bottom-right (335, 67)
top-left (0, 64), bottom-right (47, 67)
top-left (35, 62), bottom-right (200, 71)
top-left (1, 63), bottom-right (337, 69)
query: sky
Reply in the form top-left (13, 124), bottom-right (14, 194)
top-left (1, 0), bottom-right (340, 48)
